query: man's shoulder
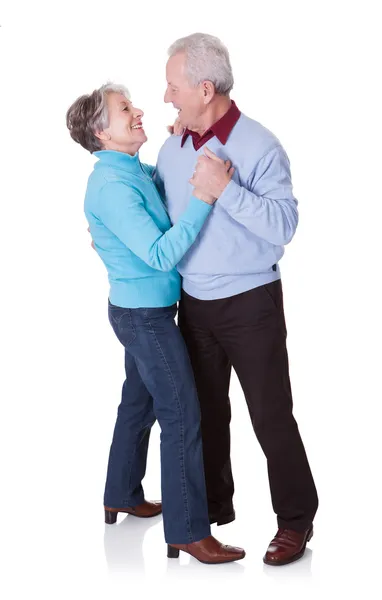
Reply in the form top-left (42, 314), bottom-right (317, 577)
top-left (157, 134), bottom-right (183, 161)
top-left (233, 113), bottom-right (281, 154)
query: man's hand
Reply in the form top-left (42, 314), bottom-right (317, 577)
top-left (88, 226), bottom-right (95, 250)
top-left (167, 117), bottom-right (185, 136)
top-left (190, 147), bottom-right (235, 199)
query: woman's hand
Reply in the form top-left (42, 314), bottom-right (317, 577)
top-left (167, 117), bottom-right (185, 136)
top-left (192, 189), bottom-right (217, 206)
top-left (88, 226), bottom-right (95, 250)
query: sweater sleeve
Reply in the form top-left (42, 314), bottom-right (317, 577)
top-left (218, 145), bottom-right (299, 245)
top-left (141, 163), bottom-right (155, 178)
top-left (97, 182), bottom-right (212, 271)
top-left (152, 158), bottom-right (166, 207)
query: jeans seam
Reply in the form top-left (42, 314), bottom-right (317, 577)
top-left (122, 424), bottom-right (152, 507)
top-left (123, 429), bottom-right (140, 506)
top-left (147, 318), bottom-right (194, 543)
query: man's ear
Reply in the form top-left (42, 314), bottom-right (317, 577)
top-left (201, 81), bottom-right (215, 104)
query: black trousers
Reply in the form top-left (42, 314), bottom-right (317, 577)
top-left (178, 279), bottom-right (318, 532)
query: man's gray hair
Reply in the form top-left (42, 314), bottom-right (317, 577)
top-left (168, 33), bottom-right (234, 95)
top-left (66, 82), bottom-right (130, 153)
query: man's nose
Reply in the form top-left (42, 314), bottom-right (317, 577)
top-left (164, 88), bottom-right (171, 103)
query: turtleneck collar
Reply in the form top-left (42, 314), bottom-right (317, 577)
top-left (93, 150), bottom-right (143, 174)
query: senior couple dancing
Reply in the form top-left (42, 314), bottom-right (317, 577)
top-left (66, 32), bottom-right (318, 566)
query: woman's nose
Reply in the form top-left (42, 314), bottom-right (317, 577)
top-left (133, 107), bottom-right (144, 118)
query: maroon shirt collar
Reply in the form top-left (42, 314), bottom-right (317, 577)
top-left (181, 100), bottom-right (241, 148)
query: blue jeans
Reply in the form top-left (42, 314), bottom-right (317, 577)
top-left (104, 300), bottom-right (211, 544)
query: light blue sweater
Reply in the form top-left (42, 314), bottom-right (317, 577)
top-left (84, 150), bottom-right (212, 308)
top-left (155, 112), bottom-right (299, 300)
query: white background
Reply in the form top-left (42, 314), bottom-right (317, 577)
top-left (1, 1), bottom-right (381, 598)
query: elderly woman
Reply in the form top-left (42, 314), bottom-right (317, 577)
top-left (66, 83), bottom-right (244, 564)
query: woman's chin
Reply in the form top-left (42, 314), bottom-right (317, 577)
top-left (137, 133), bottom-right (148, 146)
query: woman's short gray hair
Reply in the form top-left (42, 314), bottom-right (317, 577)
top-left (66, 82), bottom-right (130, 153)
top-left (168, 33), bottom-right (234, 95)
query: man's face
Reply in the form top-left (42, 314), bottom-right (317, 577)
top-left (164, 53), bottom-right (205, 131)
top-left (101, 93), bottom-right (147, 153)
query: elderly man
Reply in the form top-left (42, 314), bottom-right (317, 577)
top-left (154, 32), bottom-right (318, 566)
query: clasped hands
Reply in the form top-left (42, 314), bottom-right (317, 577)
top-left (190, 147), bottom-right (235, 204)
top-left (167, 119), bottom-right (234, 203)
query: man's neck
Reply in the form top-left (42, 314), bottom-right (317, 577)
top-left (189, 96), bottom-right (232, 135)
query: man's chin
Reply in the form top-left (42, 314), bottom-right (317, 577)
top-left (178, 116), bottom-right (188, 129)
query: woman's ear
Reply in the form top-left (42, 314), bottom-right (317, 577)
top-left (95, 130), bottom-right (111, 141)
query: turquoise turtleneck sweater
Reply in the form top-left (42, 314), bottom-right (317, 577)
top-left (84, 150), bottom-right (212, 308)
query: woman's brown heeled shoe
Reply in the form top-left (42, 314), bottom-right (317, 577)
top-left (104, 500), bottom-right (162, 524)
top-left (167, 535), bottom-right (245, 564)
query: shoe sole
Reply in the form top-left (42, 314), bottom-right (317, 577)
top-left (125, 509), bottom-right (162, 518)
top-left (104, 507), bottom-right (162, 524)
top-left (175, 549), bottom-right (246, 564)
top-left (263, 528), bottom-right (313, 567)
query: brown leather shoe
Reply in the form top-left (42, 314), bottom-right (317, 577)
top-left (167, 535), bottom-right (245, 564)
top-left (104, 500), bottom-right (162, 524)
top-left (263, 527), bottom-right (313, 566)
